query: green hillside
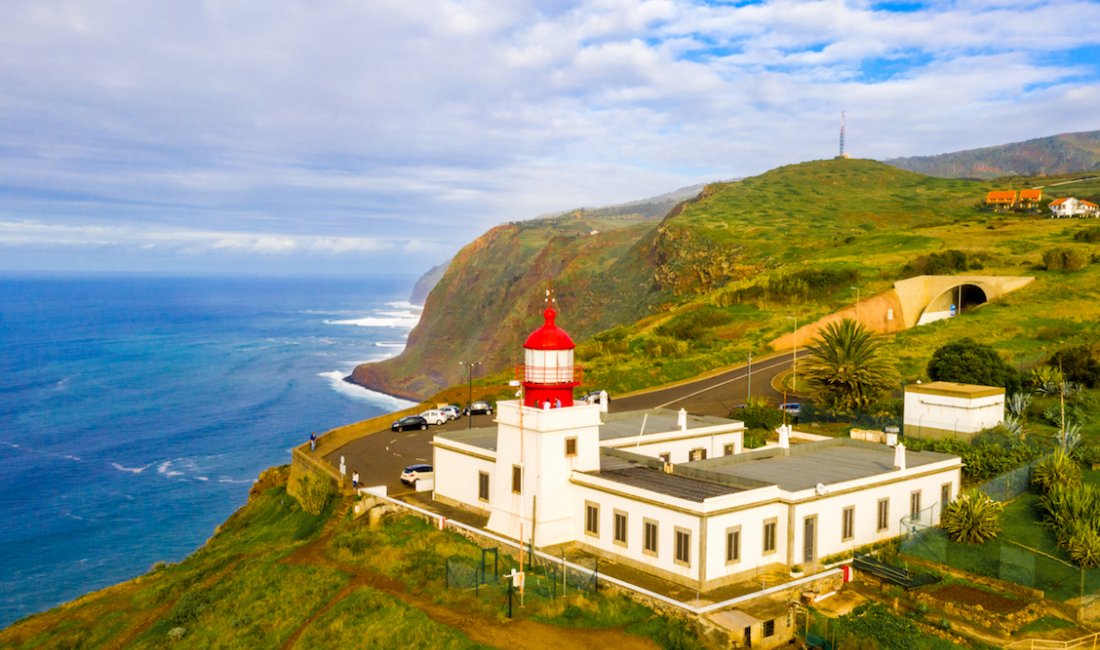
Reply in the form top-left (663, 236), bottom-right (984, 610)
top-left (351, 158), bottom-right (1100, 401)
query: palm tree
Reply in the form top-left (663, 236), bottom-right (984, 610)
top-left (802, 318), bottom-right (898, 413)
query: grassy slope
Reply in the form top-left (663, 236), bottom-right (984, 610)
top-left (0, 471), bottom-right (678, 649)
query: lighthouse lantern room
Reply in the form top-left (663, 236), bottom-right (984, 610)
top-left (522, 306), bottom-right (579, 408)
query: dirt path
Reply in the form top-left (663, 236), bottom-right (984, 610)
top-left (279, 510), bottom-right (660, 650)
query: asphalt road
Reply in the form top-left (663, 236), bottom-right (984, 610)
top-left (325, 350), bottom-right (806, 494)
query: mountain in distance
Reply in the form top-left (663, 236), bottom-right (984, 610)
top-left (884, 129), bottom-right (1100, 179)
top-left (404, 183), bottom-right (709, 307)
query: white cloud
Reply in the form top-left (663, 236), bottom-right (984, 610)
top-left (0, 0), bottom-right (1097, 273)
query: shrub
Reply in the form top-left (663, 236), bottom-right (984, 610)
top-left (1066, 524), bottom-right (1100, 569)
top-left (1047, 346), bottom-right (1100, 389)
top-left (744, 429), bottom-right (768, 448)
top-left (1042, 246), bottom-right (1090, 271)
top-left (294, 470), bottom-right (336, 515)
top-left (927, 338), bottom-right (1021, 393)
top-left (1031, 450), bottom-right (1081, 494)
top-left (940, 490), bottom-right (1003, 544)
top-left (901, 250), bottom-right (979, 277)
top-left (1074, 226), bottom-right (1100, 243)
top-left (734, 396), bottom-right (783, 431)
top-left (655, 305), bottom-right (733, 340)
top-left (1039, 483), bottom-right (1100, 567)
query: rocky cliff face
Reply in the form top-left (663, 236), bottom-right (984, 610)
top-left (885, 130), bottom-right (1100, 179)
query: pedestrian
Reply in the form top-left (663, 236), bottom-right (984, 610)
top-left (352, 471), bottom-right (360, 489)
top-left (554, 397), bottom-right (561, 408)
top-left (309, 431), bottom-right (316, 452)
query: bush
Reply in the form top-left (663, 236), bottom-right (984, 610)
top-left (733, 396), bottom-right (783, 431)
top-left (744, 429), bottom-right (768, 449)
top-left (927, 338), bottom-right (1021, 393)
top-left (1074, 226), bottom-right (1100, 243)
top-left (1031, 450), bottom-right (1081, 494)
top-left (901, 250), bottom-right (980, 277)
top-left (294, 470), bottom-right (336, 515)
top-left (1042, 246), bottom-right (1090, 271)
top-left (941, 490), bottom-right (1003, 543)
top-left (655, 306), bottom-right (733, 340)
top-left (1039, 483), bottom-right (1100, 567)
top-left (1048, 346), bottom-right (1100, 389)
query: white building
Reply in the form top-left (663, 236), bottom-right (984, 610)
top-left (431, 307), bottom-right (962, 592)
top-left (1050, 197), bottom-right (1099, 218)
top-left (904, 381), bottom-right (1005, 441)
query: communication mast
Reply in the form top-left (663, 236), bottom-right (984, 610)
top-left (837, 111), bottom-right (850, 159)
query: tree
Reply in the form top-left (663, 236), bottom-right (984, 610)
top-left (941, 490), bottom-right (1003, 544)
top-left (927, 338), bottom-right (1020, 393)
top-left (1048, 346), bottom-right (1100, 389)
top-left (802, 318), bottom-right (898, 413)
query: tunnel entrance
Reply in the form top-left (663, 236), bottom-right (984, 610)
top-left (916, 283), bottom-right (989, 325)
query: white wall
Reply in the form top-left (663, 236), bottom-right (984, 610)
top-left (433, 445), bottom-right (494, 513)
top-left (607, 429), bottom-right (743, 463)
top-left (904, 390), bottom-right (1004, 434)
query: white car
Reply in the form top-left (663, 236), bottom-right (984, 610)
top-left (419, 409), bottom-right (447, 426)
top-left (400, 464), bottom-right (434, 486)
top-left (439, 405), bottom-right (461, 421)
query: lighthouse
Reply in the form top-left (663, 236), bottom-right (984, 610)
top-left (485, 302), bottom-right (602, 546)
top-left (521, 305), bottom-right (579, 408)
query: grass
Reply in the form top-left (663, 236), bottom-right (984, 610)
top-left (1016, 615), bottom-right (1077, 635)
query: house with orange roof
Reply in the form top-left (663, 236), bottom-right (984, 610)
top-left (985, 190), bottom-right (1016, 208)
top-left (1050, 197), bottom-right (1100, 218)
top-left (1018, 188), bottom-right (1042, 207)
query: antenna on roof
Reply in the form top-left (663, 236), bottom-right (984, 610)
top-left (837, 111), bottom-right (849, 159)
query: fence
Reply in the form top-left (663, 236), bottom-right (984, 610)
top-left (976, 456), bottom-right (1044, 502)
top-left (359, 488), bottom-right (842, 617)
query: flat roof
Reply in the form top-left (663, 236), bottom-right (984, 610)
top-left (693, 440), bottom-right (958, 492)
top-left (434, 426), bottom-right (498, 452)
top-left (593, 454), bottom-right (740, 502)
top-left (598, 409), bottom-right (738, 441)
top-left (906, 381), bottom-right (1004, 398)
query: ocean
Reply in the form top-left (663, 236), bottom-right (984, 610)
top-left (0, 274), bottom-right (419, 628)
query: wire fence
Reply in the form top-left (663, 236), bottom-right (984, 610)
top-left (975, 456), bottom-right (1045, 502)
top-left (443, 544), bottom-right (599, 614)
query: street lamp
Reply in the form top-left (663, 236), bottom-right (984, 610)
top-left (460, 360), bottom-right (481, 429)
top-left (787, 316), bottom-right (798, 395)
top-left (851, 285), bottom-right (860, 321)
top-left (747, 350), bottom-right (752, 402)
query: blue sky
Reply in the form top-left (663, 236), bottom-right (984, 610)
top-left (1, 0), bottom-right (1098, 276)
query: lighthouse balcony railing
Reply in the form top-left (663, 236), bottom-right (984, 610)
top-left (516, 365), bottom-right (582, 385)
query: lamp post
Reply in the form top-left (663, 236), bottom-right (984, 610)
top-left (851, 285), bottom-right (860, 321)
top-left (460, 360), bottom-right (481, 429)
top-left (788, 316), bottom-right (798, 395)
top-left (747, 350), bottom-right (752, 402)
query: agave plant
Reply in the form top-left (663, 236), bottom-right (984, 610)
top-left (1031, 450), bottom-right (1081, 495)
top-left (1006, 392), bottom-right (1033, 419)
top-left (1066, 524), bottom-right (1100, 569)
top-left (941, 490), bottom-right (1003, 544)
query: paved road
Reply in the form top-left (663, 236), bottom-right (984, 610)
top-left (326, 351), bottom-right (806, 493)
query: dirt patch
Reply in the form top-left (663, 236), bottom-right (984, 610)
top-left (928, 583), bottom-right (1028, 615)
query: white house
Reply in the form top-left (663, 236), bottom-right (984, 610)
top-left (431, 306), bottom-right (963, 593)
top-left (903, 381), bottom-right (1005, 441)
top-left (1050, 197), bottom-right (1100, 218)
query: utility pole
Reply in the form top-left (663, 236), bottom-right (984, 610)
top-left (460, 360), bottom-right (480, 429)
top-left (747, 351), bottom-right (752, 401)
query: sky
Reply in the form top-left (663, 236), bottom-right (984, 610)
top-left (2, 0), bottom-right (1099, 276)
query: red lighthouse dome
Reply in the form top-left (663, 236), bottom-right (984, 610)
top-left (522, 306), bottom-right (579, 408)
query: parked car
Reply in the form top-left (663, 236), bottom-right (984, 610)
top-left (439, 405), bottom-right (461, 421)
top-left (464, 400), bottom-right (494, 416)
top-left (419, 409), bottom-right (447, 426)
top-left (391, 415), bottom-right (428, 431)
top-left (580, 390), bottom-right (610, 405)
top-left (780, 402), bottom-right (802, 418)
top-left (400, 463), bottom-right (433, 486)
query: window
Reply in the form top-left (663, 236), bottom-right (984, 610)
top-left (763, 619), bottom-right (776, 638)
top-left (910, 491), bottom-right (922, 519)
top-left (842, 506), bottom-right (854, 542)
top-left (585, 502), bottom-right (599, 537)
top-left (674, 527), bottom-right (691, 566)
top-left (763, 518), bottom-right (777, 554)
top-left (643, 519), bottom-right (658, 556)
top-left (478, 471), bottom-right (489, 501)
top-left (725, 526), bottom-right (741, 564)
top-left (511, 465), bottom-right (522, 494)
top-left (941, 483), bottom-right (952, 516)
top-left (689, 448), bottom-right (707, 461)
top-left (565, 437), bottom-right (577, 457)
top-left (723, 443), bottom-right (735, 456)
top-left (877, 498), bottom-right (889, 531)
top-left (613, 510), bottom-right (628, 546)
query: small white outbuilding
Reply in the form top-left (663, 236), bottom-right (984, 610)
top-left (903, 381), bottom-right (1005, 441)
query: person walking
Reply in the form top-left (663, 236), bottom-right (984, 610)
top-left (309, 431), bottom-right (317, 452)
top-left (352, 471), bottom-right (360, 490)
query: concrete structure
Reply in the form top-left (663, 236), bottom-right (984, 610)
top-left (431, 307), bottom-right (963, 598)
top-left (904, 381), bottom-right (1005, 441)
top-left (1050, 197), bottom-right (1099, 218)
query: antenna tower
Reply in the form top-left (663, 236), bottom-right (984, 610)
top-left (837, 111), bottom-right (850, 159)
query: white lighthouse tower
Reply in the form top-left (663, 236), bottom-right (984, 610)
top-left (486, 304), bottom-right (603, 546)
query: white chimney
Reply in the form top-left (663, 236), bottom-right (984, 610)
top-left (778, 424), bottom-right (790, 449)
top-left (893, 442), bottom-right (906, 471)
top-left (599, 390), bottom-right (609, 413)
top-left (678, 408), bottom-right (687, 431)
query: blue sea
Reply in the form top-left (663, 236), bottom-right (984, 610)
top-left (0, 274), bottom-right (419, 628)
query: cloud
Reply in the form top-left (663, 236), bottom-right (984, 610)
top-left (0, 0), bottom-right (1098, 273)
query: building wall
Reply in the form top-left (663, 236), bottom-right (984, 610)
top-left (904, 390), bottom-right (1004, 436)
top-left (432, 445), bottom-right (494, 515)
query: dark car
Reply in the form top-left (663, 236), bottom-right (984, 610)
top-left (391, 415), bottom-right (428, 431)
top-left (464, 400), bottom-right (494, 416)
